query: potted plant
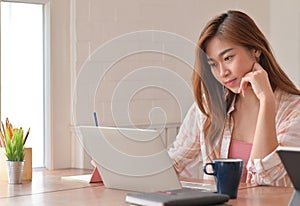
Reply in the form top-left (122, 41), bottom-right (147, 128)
top-left (0, 118), bottom-right (30, 184)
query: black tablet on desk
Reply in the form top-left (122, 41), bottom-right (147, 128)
top-left (125, 188), bottom-right (229, 206)
top-left (277, 146), bottom-right (300, 206)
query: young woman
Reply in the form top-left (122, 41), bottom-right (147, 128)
top-left (168, 10), bottom-right (300, 186)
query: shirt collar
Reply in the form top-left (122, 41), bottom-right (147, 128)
top-left (227, 94), bottom-right (237, 116)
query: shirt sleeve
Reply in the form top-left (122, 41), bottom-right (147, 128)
top-left (168, 102), bottom-right (202, 177)
top-left (247, 92), bottom-right (300, 186)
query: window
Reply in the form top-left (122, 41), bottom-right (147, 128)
top-left (1, 1), bottom-right (45, 167)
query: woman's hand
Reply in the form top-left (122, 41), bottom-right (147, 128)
top-left (241, 63), bottom-right (278, 162)
top-left (238, 63), bottom-right (274, 102)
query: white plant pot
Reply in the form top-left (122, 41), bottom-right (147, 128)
top-left (6, 161), bottom-right (25, 184)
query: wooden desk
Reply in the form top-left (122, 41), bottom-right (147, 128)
top-left (231, 185), bottom-right (293, 205)
top-left (0, 169), bottom-right (294, 206)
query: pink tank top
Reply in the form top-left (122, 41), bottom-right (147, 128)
top-left (228, 140), bottom-right (252, 182)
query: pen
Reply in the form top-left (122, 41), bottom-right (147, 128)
top-left (23, 127), bottom-right (30, 145)
top-left (0, 125), bottom-right (3, 147)
top-left (0, 127), bottom-right (4, 147)
top-left (93, 112), bottom-right (99, 127)
top-left (0, 122), bottom-right (7, 147)
top-left (1, 121), bottom-right (6, 139)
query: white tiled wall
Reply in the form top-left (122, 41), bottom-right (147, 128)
top-left (49, 0), bottom-right (300, 169)
top-left (73, 0), bottom-right (272, 128)
top-left (70, 0), bottom-right (273, 169)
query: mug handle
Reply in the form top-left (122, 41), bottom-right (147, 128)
top-left (203, 163), bottom-right (216, 175)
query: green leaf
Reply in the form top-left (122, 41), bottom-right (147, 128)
top-left (4, 127), bottom-right (25, 161)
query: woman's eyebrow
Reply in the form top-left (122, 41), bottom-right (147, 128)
top-left (207, 48), bottom-right (234, 62)
top-left (219, 48), bottom-right (233, 57)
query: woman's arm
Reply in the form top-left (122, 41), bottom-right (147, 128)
top-left (239, 63), bottom-right (278, 160)
top-left (239, 63), bottom-right (284, 185)
top-left (168, 102), bottom-right (202, 177)
top-left (250, 90), bottom-right (277, 160)
top-left (247, 90), bottom-right (300, 186)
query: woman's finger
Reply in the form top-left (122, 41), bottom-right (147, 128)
top-left (252, 62), bottom-right (263, 72)
top-left (238, 77), bottom-right (250, 96)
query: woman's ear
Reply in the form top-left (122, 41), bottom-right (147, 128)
top-left (253, 49), bottom-right (261, 61)
top-left (255, 49), bottom-right (261, 57)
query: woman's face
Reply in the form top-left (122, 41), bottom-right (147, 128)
top-left (205, 37), bottom-right (257, 93)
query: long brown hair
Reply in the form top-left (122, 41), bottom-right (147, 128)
top-left (193, 10), bottom-right (300, 158)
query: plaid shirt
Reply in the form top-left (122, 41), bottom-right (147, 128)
top-left (168, 89), bottom-right (300, 187)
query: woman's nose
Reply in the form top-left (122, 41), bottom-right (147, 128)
top-left (219, 64), bottom-right (230, 77)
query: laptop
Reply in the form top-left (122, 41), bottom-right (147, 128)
top-left (76, 126), bottom-right (215, 193)
top-left (277, 146), bottom-right (300, 206)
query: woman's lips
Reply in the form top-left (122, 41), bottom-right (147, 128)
top-left (225, 78), bottom-right (237, 87)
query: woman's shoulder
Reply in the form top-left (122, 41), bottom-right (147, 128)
top-left (188, 102), bottom-right (199, 111)
top-left (184, 102), bottom-right (206, 122)
top-left (275, 88), bottom-right (300, 99)
top-left (275, 88), bottom-right (300, 108)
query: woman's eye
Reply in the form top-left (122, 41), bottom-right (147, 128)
top-left (209, 63), bottom-right (216, 68)
top-left (224, 55), bottom-right (233, 61)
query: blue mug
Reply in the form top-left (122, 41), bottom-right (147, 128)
top-left (203, 158), bottom-right (243, 199)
